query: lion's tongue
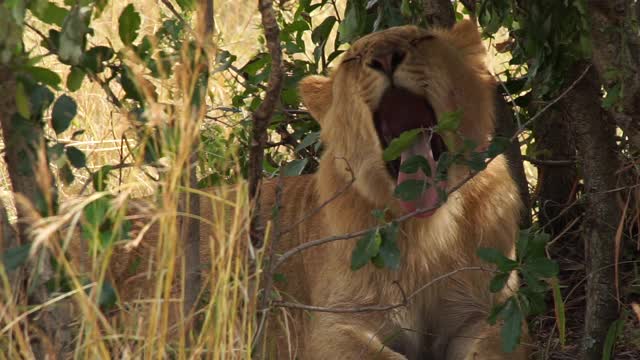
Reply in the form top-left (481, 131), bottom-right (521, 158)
top-left (397, 133), bottom-right (443, 217)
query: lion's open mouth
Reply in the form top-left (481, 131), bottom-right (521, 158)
top-left (373, 87), bottom-right (448, 217)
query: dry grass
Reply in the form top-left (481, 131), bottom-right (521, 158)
top-left (0, 0), bottom-right (266, 358)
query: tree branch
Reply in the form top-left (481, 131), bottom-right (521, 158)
top-left (272, 267), bottom-right (491, 313)
top-left (249, 0), bottom-right (284, 248)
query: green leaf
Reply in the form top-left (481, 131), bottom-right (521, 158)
top-left (92, 165), bottom-right (112, 192)
top-left (120, 67), bottom-right (145, 102)
top-left (59, 163), bottom-right (75, 185)
top-left (66, 67), bottom-right (85, 91)
top-left (434, 110), bottom-right (463, 133)
top-left (65, 146), bottom-right (86, 168)
top-left (467, 151), bottom-right (487, 172)
top-left (29, 85), bottom-right (54, 116)
top-left (83, 197), bottom-right (109, 228)
top-left (477, 247), bottom-right (505, 264)
top-left (282, 158), bottom-right (308, 176)
top-left (312, 16), bottom-right (337, 45)
top-left (379, 223), bottom-right (400, 270)
top-left (98, 281), bottom-right (117, 310)
top-left (524, 230), bottom-right (549, 259)
top-left (523, 257), bottom-right (559, 278)
top-left (488, 300), bottom-right (507, 325)
top-left (295, 131), bottom-right (320, 153)
top-left (500, 298), bottom-right (523, 353)
top-left (351, 229), bottom-right (382, 270)
top-left (602, 319), bottom-right (624, 360)
top-left (1, 243), bottom-right (32, 272)
top-left (399, 155), bottom-right (431, 176)
top-left (175, 0), bottom-right (195, 11)
top-left (488, 136), bottom-right (511, 157)
top-left (119, 4), bottom-right (141, 46)
top-left (51, 95), bottom-right (77, 134)
top-left (82, 46), bottom-right (114, 73)
top-left (516, 229), bottom-right (530, 259)
top-left (394, 179), bottom-right (428, 202)
top-left (382, 129), bottom-right (422, 162)
top-left (489, 272), bottom-right (511, 293)
top-left (23, 66), bottom-right (61, 88)
top-left (16, 82), bottom-right (31, 118)
top-left (435, 152), bottom-right (454, 179)
top-left (31, 1), bottom-right (69, 26)
top-left (520, 269), bottom-right (547, 293)
top-left (476, 247), bottom-right (518, 272)
top-left (521, 288), bottom-right (547, 315)
top-left (338, 0), bottom-right (366, 43)
top-left (371, 253), bottom-right (386, 268)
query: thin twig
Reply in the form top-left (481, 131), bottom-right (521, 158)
top-left (25, 23), bottom-right (123, 108)
top-left (523, 156), bottom-right (575, 166)
top-left (331, 0), bottom-right (342, 22)
top-left (271, 266), bottom-right (490, 313)
top-left (280, 157), bottom-right (355, 235)
top-left (254, 172), bottom-right (285, 353)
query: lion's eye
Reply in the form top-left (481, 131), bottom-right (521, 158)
top-left (410, 34), bottom-right (435, 46)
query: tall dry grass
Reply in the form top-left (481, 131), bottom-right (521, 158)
top-left (0, 0), bottom-right (267, 358)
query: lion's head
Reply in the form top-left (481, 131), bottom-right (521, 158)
top-left (299, 20), bottom-right (495, 216)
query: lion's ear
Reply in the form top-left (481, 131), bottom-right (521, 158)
top-left (299, 75), bottom-right (333, 123)
top-left (448, 19), bottom-right (484, 53)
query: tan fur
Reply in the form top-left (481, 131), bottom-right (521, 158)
top-left (70, 20), bottom-right (528, 359)
top-left (266, 21), bottom-right (527, 359)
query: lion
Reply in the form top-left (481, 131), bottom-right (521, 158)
top-left (64, 20), bottom-right (527, 359)
top-left (257, 20), bottom-right (526, 359)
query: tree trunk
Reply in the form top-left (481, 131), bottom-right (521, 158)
top-left (531, 105), bottom-right (577, 236)
top-left (588, 0), bottom-right (640, 149)
top-left (252, 0), bottom-right (284, 357)
top-left (419, 0), bottom-right (456, 28)
top-left (564, 64), bottom-right (620, 360)
top-left (1, 64), bottom-right (74, 359)
top-left (181, 0), bottom-right (215, 333)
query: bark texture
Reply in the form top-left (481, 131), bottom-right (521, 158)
top-left (564, 64), bottom-right (620, 359)
top-left (495, 92), bottom-right (531, 227)
top-left (420, 0), bottom-right (456, 28)
top-left (531, 105), bottom-right (577, 236)
top-left (249, 0), bottom-right (283, 248)
top-left (588, 0), bottom-right (640, 149)
top-left (180, 0), bottom-right (216, 329)
top-left (252, 0), bottom-right (284, 357)
top-left (1, 65), bottom-right (73, 357)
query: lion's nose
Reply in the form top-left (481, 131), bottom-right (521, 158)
top-left (367, 49), bottom-right (406, 76)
